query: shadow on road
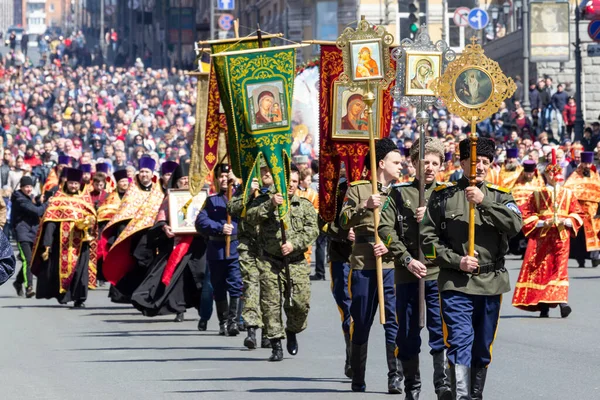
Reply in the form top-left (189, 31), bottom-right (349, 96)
top-left (249, 388), bottom-right (349, 393)
top-left (164, 376), bottom-right (349, 384)
top-left (86, 356), bottom-right (262, 363)
top-left (166, 390), bottom-right (229, 394)
top-left (2, 305), bottom-right (131, 310)
top-left (570, 275), bottom-right (600, 280)
top-left (69, 346), bottom-right (241, 351)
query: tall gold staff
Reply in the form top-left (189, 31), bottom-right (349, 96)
top-left (468, 117), bottom-right (478, 256)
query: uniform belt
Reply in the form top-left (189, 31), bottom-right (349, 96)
top-left (262, 252), bottom-right (306, 264)
top-left (209, 235), bottom-right (238, 242)
top-left (330, 237), bottom-right (351, 244)
top-left (471, 259), bottom-right (505, 276)
top-left (354, 236), bottom-right (375, 244)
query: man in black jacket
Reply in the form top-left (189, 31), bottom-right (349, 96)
top-left (11, 176), bottom-right (47, 297)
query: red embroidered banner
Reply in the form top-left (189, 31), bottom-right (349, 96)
top-left (318, 45), bottom-right (395, 222)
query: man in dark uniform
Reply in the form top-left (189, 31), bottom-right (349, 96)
top-left (421, 137), bottom-right (523, 399)
top-left (196, 164), bottom-right (242, 336)
top-left (320, 175), bottom-right (354, 378)
top-left (11, 176), bottom-right (48, 298)
top-left (379, 137), bottom-right (452, 400)
top-left (339, 138), bottom-right (403, 394)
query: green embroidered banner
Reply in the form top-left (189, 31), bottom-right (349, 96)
top-left (213, 47), bottom-right (296, 219)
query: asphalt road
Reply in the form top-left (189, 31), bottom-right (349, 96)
top-left (1, 257), bottom-right (599, 400)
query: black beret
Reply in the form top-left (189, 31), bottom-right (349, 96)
top-left (459, 137), bottom-right (495, 162)
top-left (365, 138), bottom-right (399, 170)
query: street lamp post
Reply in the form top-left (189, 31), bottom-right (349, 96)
top-left (522, 0), bottom-right (531, 115)
top-left (491, 6), bottom-right (499, 40)
top-left (503, 1), bottom-right (511, 32)
top-left (515, 0), bottom-right (522, 30)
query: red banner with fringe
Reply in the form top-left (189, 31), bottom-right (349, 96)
top-left (318, 45), bottom-right (395, 222)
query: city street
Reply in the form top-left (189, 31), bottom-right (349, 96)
top-left (1, 257), bottom-right (599, 400)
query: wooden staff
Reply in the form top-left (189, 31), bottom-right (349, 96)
top-left (468, 119), bottom-right (478, 256)
top-left (363, 82), bottom-right (385, 325)
top-left (415, 110), bottom-right (429, 329)
top-left (225, 179), bottom-right (233, 258)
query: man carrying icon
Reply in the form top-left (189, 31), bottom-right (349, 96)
top-left (420, 137), bottom-right (522, 399)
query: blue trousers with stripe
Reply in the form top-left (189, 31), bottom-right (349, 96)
top-left (396, 280), bottom-right (446, 361)
top-left (329, 261), bottom-right (351, 334)
top-left (440, 290), bottom-right (502, 368)
top-left (208, 259), bottom-right (243, 301)
top-left (350, 268), bottom-right (397, 345)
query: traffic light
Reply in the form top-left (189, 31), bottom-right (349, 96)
top-left (408, 1), bottom-right (419, 35)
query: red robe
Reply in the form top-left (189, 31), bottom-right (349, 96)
top-left (512, 186), bottom-right (584, 311)
top-left (563, 168), bottom-right (600, 251)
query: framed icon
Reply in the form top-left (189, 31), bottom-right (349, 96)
top-left (349, 38), bottom-right (384, 82)
top-left (167, 189), bottom-right (208, 235)
top-left (453, 67), bottom-right (494, 109)
top-left (332, 81), bottom-right (382, 140)
top-left (404, 50), bottom-right (443, 96)
top-left (245, 79), bottom-right (289, 132)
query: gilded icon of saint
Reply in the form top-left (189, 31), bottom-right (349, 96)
top-left (355, 47), bottom-right (380, 78)
top-left (341, 94), bottom-right (368, 131)
top-left (255, 90), bottom-right (275, 124)
top-left (410, 58), bottom-right (434, 89)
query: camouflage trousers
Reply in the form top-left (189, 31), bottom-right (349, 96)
top-left (258, 256), bottom-right (311, 340)
top-left (239, 248), bottom-right (267, 328)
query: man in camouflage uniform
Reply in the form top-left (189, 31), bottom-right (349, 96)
top-left (246, 166), bottom-right (318, 361)
top-left (227, 165), bottom-right (274, 349)
top-left (421, 138), bottom-right (522, 400)
top-left (340, 138), bottom-right (403, 394)
top-left (379, 137), bottom-right (452, 400)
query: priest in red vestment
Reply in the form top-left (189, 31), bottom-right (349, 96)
top-left (512, 150), bottom-right (584, 318)
top-left (563, 151), bottom-right (600, 268)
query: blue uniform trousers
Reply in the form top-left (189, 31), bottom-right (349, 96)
top-left (349, 268), bottom-right (397, 345)
top-left (396, 280), bottom-right (446, 361)
top-left (208, 258), bottom-right (243, 301)
top-left (440, 290), bottom-right (502, 368)
top-left (329, 261), bottom-right (351, 334)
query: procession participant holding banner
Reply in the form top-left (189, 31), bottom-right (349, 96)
top-left (420, 138), bottom-right (522, 399)
top-left (427, 38), bottom-right (519, 399)
top-left (340, 137), bottom-right (402, 394)
top-left (196, 163), bottom-right (242, 336)
top-left (246, 165), bottom-right (318, 362)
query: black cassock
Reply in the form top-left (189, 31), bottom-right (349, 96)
top-left (35, 222), bottom-right (90, 304)
top-left (131, 223), bottom-right (206, 316)
top-left (106, 220), bottom-right (155, 304)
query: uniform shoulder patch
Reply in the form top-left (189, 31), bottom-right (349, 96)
top-left (350, 180), bottom-right (370, 187)
top-left (434, 182), bottom-right (456, 192)
top-left (486, 183), bottom-right (511, 193)
top-left (392, 182), bottom-right (411, 188)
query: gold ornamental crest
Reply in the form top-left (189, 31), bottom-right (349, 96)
top-left (430, 38), bottom-right (516, 123)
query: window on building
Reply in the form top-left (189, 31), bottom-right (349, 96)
top-left (314, 1), bottom-right (338, 41)
top-left (49, 4), bottom-right (55, 12)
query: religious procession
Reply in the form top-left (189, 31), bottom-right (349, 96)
top-left (1, 13), bottom-right (599, 400)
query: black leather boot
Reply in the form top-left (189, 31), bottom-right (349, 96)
top-left (215, 300), bottom-right (229, 335)
top-left (268, 339), bottom-right (283, 362)
top-left (559, 303), bottom-right (572, 318)
top-left (450, 364), bottom-right (471, 400)
top-left (471, 367), bottom-right (487, 400)
top-left (386, 343), bottom-right (403, 394)
top-left (285, 329), bottom-right (298, 355)
top-left (261, 330), bottom-right (271, 348)
top-left (432, 351), bottom-right (452, 400)
top-left (539, 303), bottom-right (550, 318)
top-left (350, 342), bottom-right (368, 392)
top-left (244, 326), bottom-right (257, 349)
top-left (173, 312), bottom-right (184, 322)
top-left (344, 332), bottom-right (353, 378)
top-left (402, 357), bottom-right (421, 399)
top-left (227, 297), bottom-right (240, 336)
